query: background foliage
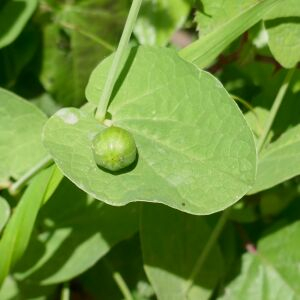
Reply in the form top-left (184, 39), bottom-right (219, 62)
top-left (1, 0), bottom-right (300, 299)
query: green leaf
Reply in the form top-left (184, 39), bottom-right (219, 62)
top-left (264, 0), bottom-right (300, 68)
top-left (179, 0), bottom-right (281, 67)
top-left (229, 201), bottom-right (258, 223)
top-left (0, 0), bottom-right (38, 48)
top-left (0, 197), bottom-right (10, 234)
top-left (15, 178), bottom-right (138, 285)
top-left (79, 235), bottom-right (153, 300)
top-left (134, 0), bottom-right (190, 46)
top-left (219, 220), bottom-right (300, 299)
top-left (39, 0), bottom-right (127, 106)
top-left (31, 93), bottom-right (61, 117)
top-left (0, 276), bottom-right (57, 300)
top-left (0, 88), bottom-right (48, 184)
top-left (194, 0), bottom-right (258, 36)
top-left (250, 70), bottom-right (300, 138)
top-left (249, 124), bottom-right (300, 194)
top-left (259, 183), bottom-right (298, 217)
top-left (0, 24), bottom-right (39, 87)
top-left (0, 276), bottom-right (18, 300)
top-left (0, 166), bottom-right (63, 287)
top-left (43, 46), bottom-right (256, 215)
top-left (140, 205), bottom-right (224, 300)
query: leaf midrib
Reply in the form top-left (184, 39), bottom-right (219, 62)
top-left (126, 125), bottom-right (251, 187)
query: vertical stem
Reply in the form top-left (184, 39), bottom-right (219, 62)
top-left (184, 208), bottom-right (231, 296)
top-left (60, 282), bottom-right (70, 300)
top-left (104, 258), bottom-right (133, 300)
top-left (95, 0), bottom-right (143, 122)
top-left (256, 68), bottom-right (296, 153)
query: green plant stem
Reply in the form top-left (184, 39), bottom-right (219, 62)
top-left (104, 258), bottom-right (133, 300)
top-left (95, 0), bottom-right (143, 122)
top-left (60, 282), bottom-right (70, 300)
top-left (9, 155), bottom-right (53, 195)
top-left (184, 208), bottom-right (231, 296)
top-left (256, 68), bottom-right (296, 153)
top-left (230, 94), bottom-right (254, 112)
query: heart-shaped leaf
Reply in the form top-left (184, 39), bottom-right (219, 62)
top-left (43, 46), bottom-right (256, 215)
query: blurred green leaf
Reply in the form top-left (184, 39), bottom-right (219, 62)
top-left (0, 276), bottom-right (18, 300)
top-left (259, 183), bottom-right (298, 217)
top-left (0, 275), bottom-right (57, 300)
top-left (194, 0), bottom-right (257, 36)
top-left (0, 165), bottom-right (63, 287)
top-left (43, 46), bottom-right (256, 215)
top-left (0, 88), bottom-right (48, 185)
top-left (0, 197), bottom-right (10, 234)
top-left (15, 178), bottom-right (138, 285)
top-left (0, 24), bottom-right (39, 88)
top-left (248, 69), bottom-right (300, 138)
top-left (134, 0), bottom-right (190, 46)
top-left (39, 0), bottom-right (128, 106)
top-left (79, 235), bottom-right (153, 300)
top-left (220, 220), bottom-right (300, 299)
top-left (0, 0), bottom-right (37, 48)
top-left (264, 0), bottom-right (300, 68)
top-left (31, 93), bottom-right (61, 117)
top-left (180, 0), bottom-right (281, 67)
top-left (229, 201), bottom-right (258, 223)
top-left (250, 125), bottom-right (300, 194)
top-left (244, 107), bottom-right (270, 142)
top-left (140, 205), bottom-right (224, 300)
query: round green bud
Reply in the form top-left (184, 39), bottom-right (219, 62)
top-left (92, 126), bottom-right (137, 172)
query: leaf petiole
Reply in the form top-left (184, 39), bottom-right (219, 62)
top-left (95, 0), bottom-right (143, 122)
top-left (9, 155), bottom-right (53, 195)
top-left (104, 258), bottom-right (133, 300)
top-left (256, 67), bottom-right (296, 153)
top-left (184, 208), bottom-right (231, 296)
